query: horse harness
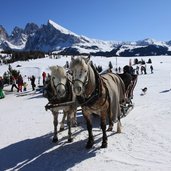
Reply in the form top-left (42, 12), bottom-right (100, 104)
top-left (76, 63), bottom-right (109, 109)
top-left (44, 77), bottom-right (73, 110)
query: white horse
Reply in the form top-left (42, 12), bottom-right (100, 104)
top-left (44, 65), bottom-right (77, 143)
top-left (70, 56), bottom-right (125, 148)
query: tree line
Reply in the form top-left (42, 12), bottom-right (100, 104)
top-left (0, 50), bottom-right (45, 64)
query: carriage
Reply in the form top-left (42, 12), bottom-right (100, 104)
top-left (44, 56), bottom-right (137, 148)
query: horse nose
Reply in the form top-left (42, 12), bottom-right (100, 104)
top-left (74, 86), bottom-right (82, 95)
top-left (57, 89), bottom-right (65, 97)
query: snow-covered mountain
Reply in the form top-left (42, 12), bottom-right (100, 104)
top-left (1, 20), bottom-right (171, 56)
top-left (0, 23), bottom-right (39, 51)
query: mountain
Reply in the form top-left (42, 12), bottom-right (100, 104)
top-left (1, 20), bottom-right (171, 56)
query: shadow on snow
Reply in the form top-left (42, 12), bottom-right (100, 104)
top-left (0, 132), bottom-right (97, 171)
top-left (159, 89), bottom-right (171, 93)
top-left (0, 113), bottom-right (117, 171)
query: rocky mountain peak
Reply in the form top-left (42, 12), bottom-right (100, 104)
top-left (0, 25), bottom-right (8, 40)
top-left (47, 19), bottom-right (77, 36)
top-left (24, 23), bottom-right (39, 35)
top-left (0, 20), bottom-right (171, 56)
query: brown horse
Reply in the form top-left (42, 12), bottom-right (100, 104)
top-left (70, 56), bottom-right (125, 148)
top-left (44, 66), bottom-right (77, 143)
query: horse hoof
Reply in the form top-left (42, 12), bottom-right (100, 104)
top-left (71, 120), bottom-right (77, 127)
top-left (68, 138), bottom-right (73, 143)
top-left (86, 141), bottom-right (94, 149)
top-left (59, 127), bottom-right (64, 132)
top-left (101, 142), bottom-right (107, 148)
top-left (52, 138), bottom-right (58, 143)
top-left (86, 144), bottom-right (93, 149)
top-left (107, 127), bottom-right (113, 131)
top-left (72, 123), bottom-right (77, 127)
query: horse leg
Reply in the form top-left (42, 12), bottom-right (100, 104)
top-left (84, 113), bottom-right (94, 149)
top-left (101, 111), bottom-right (108, 148)
top-left (71, 109), bottom-right (77, 127)
top-left (59, 111), bottom-right (66, 131)
top-left (117, 114), bottom-right (122, 133)
top-left (52, 111), bottom-right (58, 142)
top-left (67, 111), bottom-right (73, 142)
top-left (107, 107), bottom-right (113, 131)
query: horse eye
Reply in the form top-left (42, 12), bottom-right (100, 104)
top-left (52, 77), bottom-right (55, 80)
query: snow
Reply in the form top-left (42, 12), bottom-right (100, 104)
top-left (48, 20), bottom-right (118, 53)
top-left (136, 38), bottom-right (167, 46)
top-left (5, 40), bottom-right (26, 50)
top-left (48, 19), bottom-right (78, 37)
top-left (0, 55), bottom-right (171, 171)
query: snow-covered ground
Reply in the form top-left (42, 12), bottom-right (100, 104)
top-left (0, 56), bottom-right (171, 171)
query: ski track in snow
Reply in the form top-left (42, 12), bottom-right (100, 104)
top-left (0, 56), bottom-right (171, 171)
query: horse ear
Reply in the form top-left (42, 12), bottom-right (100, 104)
top-left (85, 55), bottom-right (91, 64)
top-left (71, 55), bottom-right (75, 61)
top-left (49, 66), bottom-right (53, 71)
top-left (63, 64), bottom-right (67, 69)
top-left (49, 65), bottom-right (57, 71)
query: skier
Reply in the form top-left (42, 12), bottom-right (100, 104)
top-left (11, 76), bottom-right (19, 92)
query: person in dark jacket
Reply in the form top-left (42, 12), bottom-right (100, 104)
top-left (118, 65), bottom-right (138, 101)
top-left (150, 65), bottom-right (154, 74)
top-left (123, 65), bottom-right (138, 99)
top-left (122, 65), bottom-right (133, 93)
top-left (0, 76), bottom-right (5, 99)
top-left (30, 75), bottom-right (36, 90)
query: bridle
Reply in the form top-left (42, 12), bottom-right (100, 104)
top-left (51, 77), bottom-right (66, 96)
top-left (72, 68), bottom-right (89, 87)
top-left (44, 75), bottom-right (74, 110)
top-left (72, 63), bottom-right (107, 107)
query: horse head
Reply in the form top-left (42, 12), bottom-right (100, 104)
top-left (49, 65), bottom-right (67, 98)
top-left (70, 56), bottom-right (91, 96)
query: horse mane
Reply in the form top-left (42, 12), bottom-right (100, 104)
top-left (70, 56), bottom-right (91, 69)
top-left (76, 61), bottom-right (102, 106)
top-left (49, 65), bottom-right (66, 76)
top-left (70, 57), bottom-right (83, 68)
top-left (45, 67), bottom-right (73, 104)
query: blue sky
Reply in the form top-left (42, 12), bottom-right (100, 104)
top-left (1, 0), bottom-right (171, 41)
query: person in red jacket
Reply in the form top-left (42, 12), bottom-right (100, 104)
top-left (17, 75), bottom-right (23, 92)
top-left (42, 72), bottom-right (46, 85)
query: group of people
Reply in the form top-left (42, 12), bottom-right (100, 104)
top-left (135, 65), bottom-right (154, 75)
top-left (11, 75), bottom-right (23, 92)
top-left (0, 71), bottom-right (47, 100)
top-left (11, 75), bottom-right (36, 92)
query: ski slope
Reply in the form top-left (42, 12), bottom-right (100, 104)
top-left (0, 56), bottom-right (171, 171)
